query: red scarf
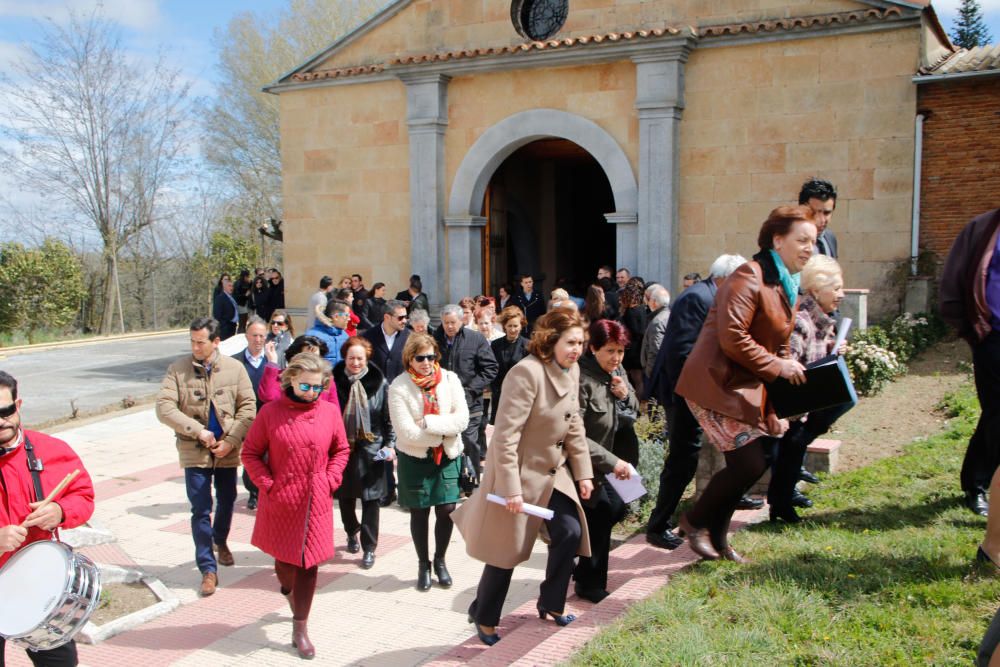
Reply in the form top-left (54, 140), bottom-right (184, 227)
top-left (408, 363), bottom-right (444, 463)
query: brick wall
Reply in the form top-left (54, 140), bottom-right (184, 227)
top-left (918, 77), bottom-right (1000, 266)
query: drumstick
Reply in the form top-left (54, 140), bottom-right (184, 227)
top-left (22, 469), bottom-right (80, 526)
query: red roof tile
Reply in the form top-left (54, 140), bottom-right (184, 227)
top-left (290, 7), bottom-right (907, 83)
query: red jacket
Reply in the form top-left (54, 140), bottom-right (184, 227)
top-left (257, 364), bottom-right (340, 409)
top-left (0, 430), bottom-right (95, 567)
top-left (241, 395), bottom-right (349, 568)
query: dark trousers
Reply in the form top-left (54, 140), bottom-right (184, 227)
top-left (962, 331), bottom-right (1000, 495)
top-left (184, 466), bottom-right (237, 574)
top-left (0, 638), bottom-right (78, 667)
top-left (768, 401), bottom-right (852, 509)
top-left (471, 490), bottom-right (581, 626)
top-left (339, 497), bottom-right (380, 552)
top-left (647, 397), bottom-right (703, 535)
top-left (242, 468), bottom-right (258, 500)
top-left (274, 560), bottom-right (318, 621)
top-left (462, 411), bottom-right (484, 463)
top-left (687, 438), bottom-right (770, 550)
top-left (574, 485), bottom-right (626, 594)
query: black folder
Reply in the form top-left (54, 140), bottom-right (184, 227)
top-left (766, 355), bottom-right (858, 419)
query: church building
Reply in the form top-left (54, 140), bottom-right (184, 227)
top-left (266, 0), bottom-right (953, 317)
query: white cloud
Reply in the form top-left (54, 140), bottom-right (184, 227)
top-left (0, 0), bottom-right (163, 32)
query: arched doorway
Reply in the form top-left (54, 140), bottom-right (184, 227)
top-left (483, 139), bottom-right (615, 299)
top-left (444, 109), bottom-right (638, 303)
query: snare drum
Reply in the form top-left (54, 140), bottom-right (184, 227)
top-left (0, 540), bottom-right (102, 651)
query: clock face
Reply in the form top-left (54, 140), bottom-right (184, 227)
top-left (511, 0), bottom-right (569, 41)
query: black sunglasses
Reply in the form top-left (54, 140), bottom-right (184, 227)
top-left (414, 354), bottom-right (436, 363)
top-left (0, 403), bottom-right (17, 419)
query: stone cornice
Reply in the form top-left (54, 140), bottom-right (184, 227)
top-left (263, 7), bottom-right (920, 94)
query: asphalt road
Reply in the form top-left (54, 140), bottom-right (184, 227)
top-left (0, 333), bottom-right (197, 426)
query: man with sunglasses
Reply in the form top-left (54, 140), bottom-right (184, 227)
top-left (156, 317), bottom-right (257, 597)
top-left (0, 370), bottom-right (95, 666)
top-left (363, 300), bottom-right (411, 506)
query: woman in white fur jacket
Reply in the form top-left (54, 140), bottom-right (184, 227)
top-left (388, 332), bottom-right (470, 592)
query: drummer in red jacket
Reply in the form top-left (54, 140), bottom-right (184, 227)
top-left (0, 369), bottom-right (95, 666)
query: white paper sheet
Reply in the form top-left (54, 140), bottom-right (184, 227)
top-left (604, 464), bottom-right (646, 503)
top-left (486, 493), bottom-right (555, 521)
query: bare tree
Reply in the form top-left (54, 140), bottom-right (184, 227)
top-left (202, 0), bottom-right (382, 224)
top-left (0, 12), bottom-right (192, 334)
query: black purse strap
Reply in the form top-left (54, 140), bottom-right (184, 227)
top-left (23, 433), bottom-right (45, 502)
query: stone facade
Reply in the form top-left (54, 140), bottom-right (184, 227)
top-left (270, 0), bottom-right (947, 317)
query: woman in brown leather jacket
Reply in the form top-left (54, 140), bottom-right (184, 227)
top-left (674, 205), bottom-right (817, 563)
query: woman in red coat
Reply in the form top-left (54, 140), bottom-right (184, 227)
top-left (242, 352), bottom-right (350, 659)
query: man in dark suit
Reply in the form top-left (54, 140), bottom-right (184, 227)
top-left (232, 317), bottom-right (267, 509)
top-left (644, 254), bottom-right (747, 550)
top-left (362, 299), bottom-right (411, 506)
top-left (362, 299), bottom-right (410, 383)
top-left (514, 275), bottom-right (545, 332)
top-left (212, 277), bottom-right (239, 340)
top-left (798, 178), bottom-right (839, 259)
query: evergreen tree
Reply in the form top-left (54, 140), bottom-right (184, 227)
top-left (951, 0), bottom-right (993, 49)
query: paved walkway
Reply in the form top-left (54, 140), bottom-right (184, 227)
top-left (6, 408), bottom-right (763, 666)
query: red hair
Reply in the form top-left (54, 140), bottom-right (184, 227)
top-left (588, 319), bottom-right (630, 350)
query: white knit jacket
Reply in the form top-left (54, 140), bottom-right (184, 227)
top-left (388, 369), bottom-right (470, 460)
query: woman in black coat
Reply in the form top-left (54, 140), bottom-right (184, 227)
top-left (489, 305), bottom-right (529, 424)
top-left (618, 278), bottom-right (648, 395)
top-left (332, 336), bottom-right (395, 569)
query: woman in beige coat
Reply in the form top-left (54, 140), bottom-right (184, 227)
top-left (452, 310), bottom-right (595, 646)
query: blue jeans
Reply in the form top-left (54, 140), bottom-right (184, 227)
top-left (185, 467), bottom-right (237, 574)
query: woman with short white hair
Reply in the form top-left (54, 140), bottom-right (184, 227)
top-left (767, 253), bottom-right (849, 523)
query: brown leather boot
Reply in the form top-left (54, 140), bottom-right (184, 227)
top-left (200, 571), bottom-right (218, 597)
top-left (292, 619), bottom-right (315, 659)
top-left (215, 543), bottom-right (235, 567)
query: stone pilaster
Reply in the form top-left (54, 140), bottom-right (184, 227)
top-left (633, 43), bottom-right (693, 292)
top-left (443, 215), bottom-right (487, 301)
top-left (401, 73), bottom-right (450, 305)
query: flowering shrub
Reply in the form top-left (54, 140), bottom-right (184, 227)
top-left (887, 312), bottom-right (944, 361)
top-left (845, 338), bottom-right (904, 396)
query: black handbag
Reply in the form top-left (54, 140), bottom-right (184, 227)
top-left (459, 454), bottom-right (479, 494)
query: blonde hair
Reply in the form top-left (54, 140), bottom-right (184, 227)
top-left (800, 254), bottom-right (843, 295)
top-left (280, 352), bottom-right (331, 390)
top-left (550, 288), bottom-right (569, 302)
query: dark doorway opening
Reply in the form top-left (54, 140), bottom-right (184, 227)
top-left (483, 139), bottom-right (615, 301)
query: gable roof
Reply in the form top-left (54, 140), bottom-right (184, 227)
top-left (267, 0), bottom-right (932, 91)
top-left (916, 44), bottom-right (1000, 82)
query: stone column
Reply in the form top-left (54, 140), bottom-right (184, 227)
top-left (633, 44), bottom-right (693, 293)
top-left (401, 73), bottom-right (450, 305)
top-left (604, 212), bottom-right (639, 273)
top-left (443, 215), bottom-right (487, 301)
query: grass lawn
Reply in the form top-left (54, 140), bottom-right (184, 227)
top-left (573, 383), bottom-right (999, 666)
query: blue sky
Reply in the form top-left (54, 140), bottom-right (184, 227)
top-left (0, 0), bottom-right (996, 101)
top-left (0, 0), bottom-right (293, 97)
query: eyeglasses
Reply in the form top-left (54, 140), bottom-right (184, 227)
top-left (414, 354), bottom-right (436, 363)
top-left (297, 383), bottom-right (324, 393)
top-left (271, 320), bottom-right (287, 327)
top-left (0, 403), bottom-right (16, 419)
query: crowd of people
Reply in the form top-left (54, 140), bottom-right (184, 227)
top-left (3, 177), bottom-right (907, 666)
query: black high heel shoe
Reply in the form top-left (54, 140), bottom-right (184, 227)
top-left (536, 602), bottom-right (576, 626)
top-left (768, 506), bottom-right (801, 524)
top-left (467, 612), bottom-right (501, 646)
top-left (977, 545), bottom-right (1000, 569)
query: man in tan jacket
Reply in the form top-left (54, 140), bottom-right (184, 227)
top-left (156, 317), bottom-right (256, 596)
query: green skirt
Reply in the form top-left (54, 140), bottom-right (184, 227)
top-left (396, 450), bottom-right (461, 509)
